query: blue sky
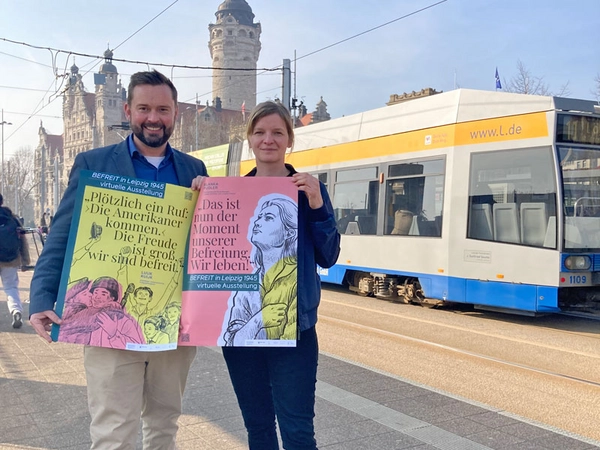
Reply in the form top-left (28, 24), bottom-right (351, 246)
top-left (0, 0), bottom-right (598, 157)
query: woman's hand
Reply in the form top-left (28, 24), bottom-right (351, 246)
top-left (191, 176), bottom-right (206, 191)
top-left (292, 173), bottom-right (323, 209)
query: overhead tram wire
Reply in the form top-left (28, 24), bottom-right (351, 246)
top-left (2, 0), bottom-right (449, 141)
top-left (113, 0), bottom-right (178, 53)
top-left (0, 50), bottom-right (53, 68)
top-left (194, 0), bottom-right (449, 106)
top-left (5, 79), bottom-right (59, 142)
top-left (10, 52), bottom-right (75, 142)
top-left (2, 111), bottom-right (62, 119)
top-left (295, 0), bottom-right (448, 62)
top-left (0, 85), bottom-right (60, 93)
top-left (1, 0), bottom-right (234, 138)
top-left (1, 0), bottom-right (255, 144)
top-left (0, 37), bottom-right (279, 73)
top-left (76, 0), bottom-right (181, 77)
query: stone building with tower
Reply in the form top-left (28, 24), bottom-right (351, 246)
top-left (32, 41), bottom-right (247, 223)
top-left (209, 0), bottom-right (262, 112)
top-left (32, 0), bottom-right (331, 225)
top-left (34, 49), bottom-right (127, 225)
top-left (34, 124), bottom-right (63, 228)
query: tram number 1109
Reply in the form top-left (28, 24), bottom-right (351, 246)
top-left (561, 274), bottom-right (590, 286)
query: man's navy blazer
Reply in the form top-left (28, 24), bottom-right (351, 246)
top-left (29, 138), bottom-right (208, 316)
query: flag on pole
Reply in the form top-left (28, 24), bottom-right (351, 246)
top-left (241, 101), bottom-right (246, 120)
top-left (495, 67), bottom-right (502, 90)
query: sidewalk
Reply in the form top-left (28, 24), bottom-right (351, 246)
top-left (1, 273), bottom-right (599, 449)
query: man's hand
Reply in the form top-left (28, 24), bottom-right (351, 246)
top-left (29, 311), bottom-right (62, 343)
top-left (191, 176), bottom-right (206, 191)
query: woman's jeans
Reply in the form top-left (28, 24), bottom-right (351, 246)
top-left (222, 326), bottom-right (319, 450)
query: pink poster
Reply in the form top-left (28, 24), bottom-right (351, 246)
top-left (179, 177), bottom-right (298, 347)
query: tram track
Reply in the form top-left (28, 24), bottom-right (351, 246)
top-left (320, 297), bottom-right (600, 359)
top-left (318, 313), bottom-right (600, 390)
top-left (317, 292), bottom-right (600, 441)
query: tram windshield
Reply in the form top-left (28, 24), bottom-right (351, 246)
top-left (559, 145), bottom-right (600, 251)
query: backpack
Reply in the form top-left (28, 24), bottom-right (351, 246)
top-left (0, 207), bottom-right (20, 262)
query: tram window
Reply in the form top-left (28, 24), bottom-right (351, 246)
top-left (336, 167), bottom-right (377, 182)
top-left (559, 146), bottom-right (600, 217)
top-left (559, 145), bottom-right (600, 251)
top-left (333, 167), bottom-right (379, 235)
top-left (385, 160), bottom-right (444, 237)
top-left (312, 172), bottom-right (328, 186)
top-left (468, 147), bottom-right (557, 248)
top-left (389, 159), bottom-right (444, 177)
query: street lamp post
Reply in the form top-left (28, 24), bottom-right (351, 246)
top-left (195, 93), bottom-right (199, 151)
top-left (1, 108), bottom-right (13, 196)
top-left (185, 98), bottom-right (200, 152)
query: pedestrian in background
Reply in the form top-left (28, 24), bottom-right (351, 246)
top-left (28, 70), bottom-right (208, 450)
top-left (0, 193), bottom-right (30, 329)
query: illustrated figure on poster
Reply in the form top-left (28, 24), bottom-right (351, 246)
top-left (219, 194), bottom-right (298, 346)
top-left (63, 277), bottom-right (93, 316)
top-left (57, 277), bottom-right (95, 344)
top-left (143, 316), bottom-right (170, 344)
top-left (126, 287), bottom-right (155, 322)
top-left (191, 100), bottom-right (340, 450)
top-left (69, 222), bottom-right (103, 280)
top-left (116, 248), bottom-right (185, 341)
top-left (29, 69), bottom-right (208, 449)
top-left (162, 303), bottom-right (181, 342)
top-left (59, 276), bottom-right (145, 348)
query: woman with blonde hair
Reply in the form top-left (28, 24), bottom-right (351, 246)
top-left (222, 101), bottom-right (340, 449)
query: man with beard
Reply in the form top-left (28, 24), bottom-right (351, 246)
top-left (28, 70), bottom-right (207, 450)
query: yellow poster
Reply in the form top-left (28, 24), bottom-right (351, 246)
top-left (51, 171), bottom-right (197, 351)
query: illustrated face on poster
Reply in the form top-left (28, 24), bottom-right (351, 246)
top-left (134, 288), bottom-right (152, 305)
top-left (166, 305), bottom-right (180, 323)
top-left (216, 194), bottom-right (299, 347)
top-left (53, 171), bottom-right (198, 352)
top-left (180, 177), bottom-right (299, 347)
top-left (251, 204), bottom-right (292, 250)
top-left (91, 287), bottom-right (116, 307)
top-left (248, 196), bottom-right (298, 276)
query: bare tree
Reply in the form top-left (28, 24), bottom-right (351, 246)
top-left (503, 60), bottom-right (571, 97)
top-left (4, 146), bottom-right (35, 223)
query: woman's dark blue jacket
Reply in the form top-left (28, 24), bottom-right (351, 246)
top-left (246, 164), bottom-right (341, 333)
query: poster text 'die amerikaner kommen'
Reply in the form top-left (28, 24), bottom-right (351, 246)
top-left (180, 177), bottom-right (298, 347)
top-left (52, 170), bottom-right (197, 351)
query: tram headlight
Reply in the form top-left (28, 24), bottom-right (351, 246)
top-left (564, 256), bottom-right (591, 270)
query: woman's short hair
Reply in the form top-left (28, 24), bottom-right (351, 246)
top-left (246, 101), bottom-right (294, 148)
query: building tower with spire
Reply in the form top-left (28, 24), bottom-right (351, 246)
top-left (208, 0), bottom-right (261, 112)
top-left (61, 50), bottom-right (125, 184)
top-left (35, 50), bottom-right (127, 224)
top-left (94, 48), bottom-right (126, 148)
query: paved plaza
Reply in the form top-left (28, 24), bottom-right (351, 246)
top-left (0, 270), bottom-right (598, 449)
